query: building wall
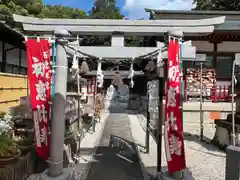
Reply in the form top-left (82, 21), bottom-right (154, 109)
top-left (0, 41), bottom-right (27, 74)
top-left (190, 41), bottom-right (240, 85)
top-left (0, 73), bottom-right (28, 112)
top-left (0, 41), bottom-right (28, 112)
top-left (192, 41), bottom-right (240, 53)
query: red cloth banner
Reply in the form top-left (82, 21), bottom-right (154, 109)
top-left (26, 39), bottom-right (51, 160)
top-left (164, 40), bottom-right (186, 173)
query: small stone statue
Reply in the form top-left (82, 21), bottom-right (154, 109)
top-left (80, 61), bottom-right (90, 74)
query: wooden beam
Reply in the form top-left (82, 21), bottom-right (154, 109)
top-left (185, 34), bottom-right (240, 42)
top-left (213, 42), bottom-right (217, 69)
top-left (1, 42), bottom-right (6, 72)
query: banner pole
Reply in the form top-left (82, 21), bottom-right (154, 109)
top-left (50, 41), bottom-right (56, 129)
top-left (179, 40), bottom-right (183, 129)
top-left (145, 88), bottom-right (150, 153)
top-left (157, 76), bottom-right (164, 173)
top-left (179, 38), bottom-right (185, 179)
top-left (200, 62), bottom-right (204, 141)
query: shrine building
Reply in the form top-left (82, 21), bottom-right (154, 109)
top-left (145, 9), bottom-right (240, 86)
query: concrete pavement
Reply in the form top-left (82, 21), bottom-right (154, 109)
top-left (85, 111), bottom-right (143, 180)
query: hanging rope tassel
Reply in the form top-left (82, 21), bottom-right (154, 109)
top-left (71, 53), bottom-right (78, 71)
top-left (97, 59), bottom-right (104, 88)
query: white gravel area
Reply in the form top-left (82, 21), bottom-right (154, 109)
top-left (132, 114), bottom-right (226, 180)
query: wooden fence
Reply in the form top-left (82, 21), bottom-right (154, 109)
top-left (0, 73), bottom-right (28, 112)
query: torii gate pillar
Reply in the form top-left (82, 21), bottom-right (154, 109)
top-left (40, 28), bottom-right (75, 180)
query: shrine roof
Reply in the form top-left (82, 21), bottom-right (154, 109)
top-left (216, 20), bottom-right (240, 32)
top-left (145, 9), bottom-right (240, 16)
top-left (0, 14), bottom-right (24, 48)
top-left (145, 9), bottom-right (240, 32)
top-left (12, 14), bottom-right (225, 36)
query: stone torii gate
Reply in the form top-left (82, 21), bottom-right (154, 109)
top-left (12, 14), bottom-right (225, 180)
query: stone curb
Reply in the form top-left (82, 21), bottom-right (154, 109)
top-left (129, 121), bottom-right (150, 180)
top-left (76, 112), bottom-right (110, 179)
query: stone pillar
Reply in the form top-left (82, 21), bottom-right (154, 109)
top-left (40, 28), bottom-right (75, 180)
top-left (111, 32), bottom-right (124, 47)
top-left (235, 85), bottom-right (240, 115)
top-left (225, 146), bottom-right (240, 180)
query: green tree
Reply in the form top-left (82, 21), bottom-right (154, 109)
top-left (82, 0), bottom-right (143, 47)
top-left (193, 0), bottom-right (240, 10)
top-left (89, 0), bottom-right (123, 19)
top-left (0, 0), bottom-right (87, 19)
top-left (39, 5), bottom-right (87, 19)
top-left (0, 0), bottom-right (43, 16)
top-left (81, 0), bottom-right (123, 46)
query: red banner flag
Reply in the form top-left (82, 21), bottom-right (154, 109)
top-left (164, 40), bottom-right (186, 173)
top-left (26, 39), bottom-right (51, 160)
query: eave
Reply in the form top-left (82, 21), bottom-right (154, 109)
top-left (0, 21), bottom-right (24, 48)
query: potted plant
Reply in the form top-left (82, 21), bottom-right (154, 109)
top-left (14, 136), bottom-right (34, 154)
top-left (0, 112), bottom-right (21, 166)
top-left (0, 133), bottom-right (21, 167)
top-left (64, 130), bottom-right (75, 145)
top-left (64, 130), bottom-right (77, 157)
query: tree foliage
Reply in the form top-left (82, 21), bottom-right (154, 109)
top-left (81, 0), bottom-right (124, 46)
top-left (82, 0), bottom-right (143, 47)
top-left (193, 0), bottom-right (240, 10)
top-left (0, 0), bottom-right (87, 18)
top-left (89, 0), bottom-right (123, 19)
top-left (0, 0), bottom-right (142, 47)
top-left (0, 0), bottom-right (43, 16)
top-left (39, 5), bottom-right (87, 19)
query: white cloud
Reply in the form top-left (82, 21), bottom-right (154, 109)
top-left (123, 0), bottom-right (195, 19)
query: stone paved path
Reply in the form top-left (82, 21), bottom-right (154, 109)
top-left (85, 112), bottom-right (143, 180)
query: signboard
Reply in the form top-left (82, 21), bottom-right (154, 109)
top-left (164, 40), bottom-right (186, 173)
top-left (26, 39), bottom-right (51, 160)
top-left (147, 80), bottom-right (159, 131)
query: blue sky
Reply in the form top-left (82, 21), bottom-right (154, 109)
top-left (43, 0), bottom-right (195, 19)
top-left (43, 0), bottom-right (125, 14)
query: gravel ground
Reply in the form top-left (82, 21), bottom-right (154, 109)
top-left (136, 114), bottom-right (226, 180)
